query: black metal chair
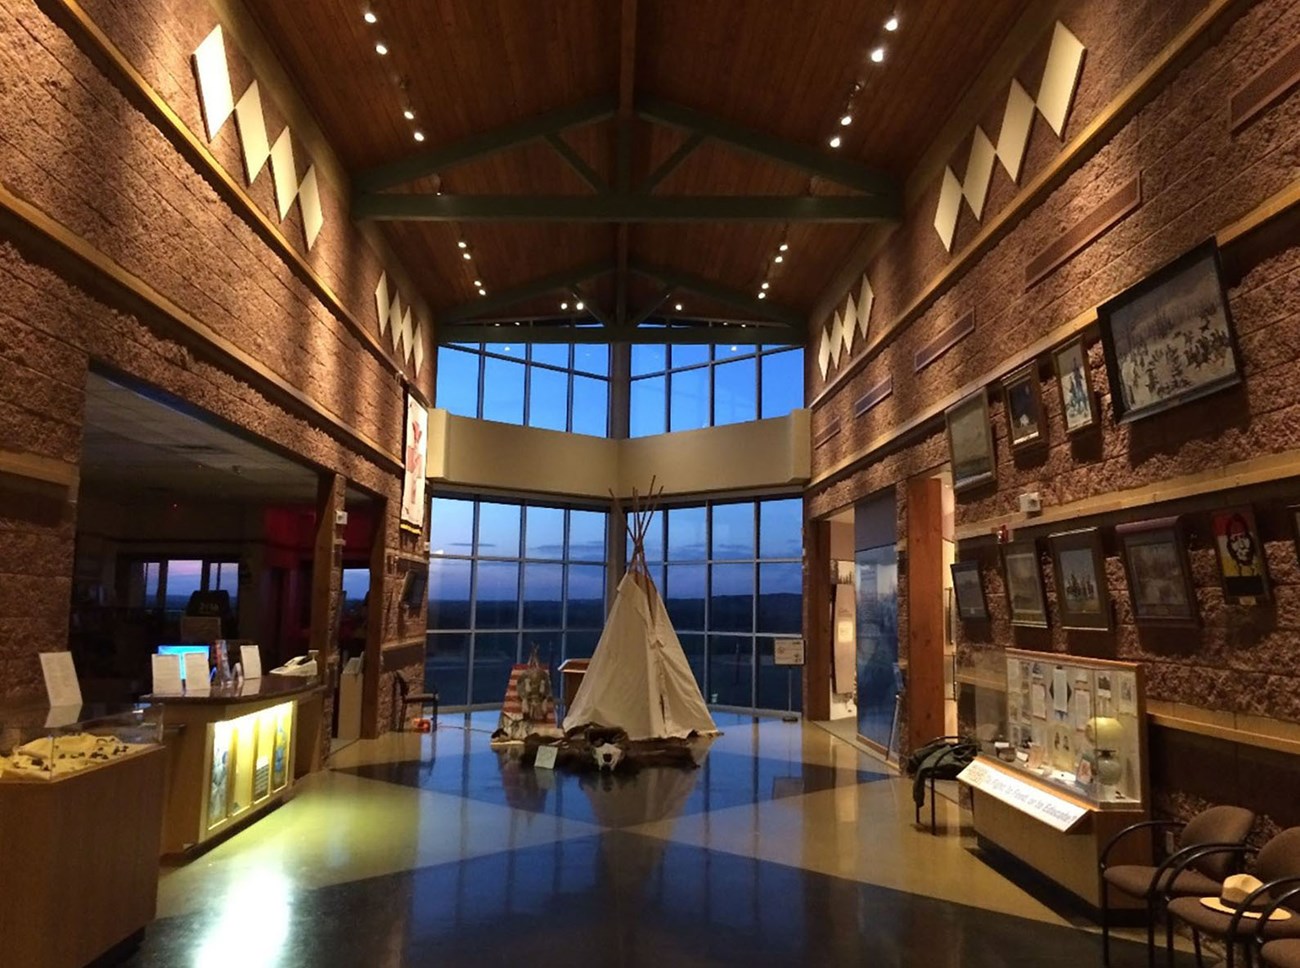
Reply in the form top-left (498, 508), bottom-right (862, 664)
top-left (393, 672), bottom-right (438, 731)
top-left (1098, 806), bottom-right (1255, 967)
top-left (907, 735), bottom-right (977, 834)
top-left (1257, 884), bottom-right (1300, 968)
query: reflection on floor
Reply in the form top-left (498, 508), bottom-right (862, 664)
top-left (128, 713), bottom-right (1194, 967)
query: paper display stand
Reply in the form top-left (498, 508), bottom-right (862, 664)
top-left (773, 638), bottom-right (804, 723)
top-left (152, 654), bottom-right (184, 697)
top-left (240, 645), bottom-right (262, 680)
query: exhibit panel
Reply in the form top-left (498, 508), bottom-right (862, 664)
top-left (0, 705), bottom-right (166, 968)
top-left (151, 676), bottom-right (320, 854)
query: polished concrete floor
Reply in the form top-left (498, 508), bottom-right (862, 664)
top-left (127, 713), bottom-right (1193, 967)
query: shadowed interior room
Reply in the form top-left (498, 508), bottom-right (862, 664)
top-left (1, 0), bottom-right (1300, 965)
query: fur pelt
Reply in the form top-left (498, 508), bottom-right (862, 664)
top-left (520, 724), bottom-right (699, 773)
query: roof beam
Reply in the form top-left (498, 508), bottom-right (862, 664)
top-left (355, 96), bottom-right (617, 193)
top-left (635, 95), bottom-right (898, 198)
top-left (639, 131), bottom-right (704, 193)
top-left (353, 193), bottom-right (902, 222)
top-left (438, 321), bottom-right (802, 346)
top-left (438, 261), bottom-right (613, 324)
top-left (544, 133), bottom-right (609, 193)
top-left (614, 0), bottom-right (638, 331)
top-left (629, 262), bottom-right (804, 328)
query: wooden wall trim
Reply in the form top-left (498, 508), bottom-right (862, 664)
top-left (1148, 701), bottom-right (1300, 758)
top-left (45, 0), bottom-right (406, 381)
top-left (0, 178), bottom-right (403, 471)
top-left (1024, 175), bottom-right (1142, 289)
top-left (808, 172), bottom-right (1300, 493)
top-left (0, 449), bottom-right (80, 490)
top-left (953, 447), bottom-right (1300, 543)
top-left (809, 0), bottom-right (1251, 411)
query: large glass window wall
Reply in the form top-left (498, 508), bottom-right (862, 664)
top-left (427, 497), bottom-right (609, 707)
top-left (636, 497), bottom-right (804, 712)
top-left (435, 343), bottom-right (611, 437)
top-left (629, 343), bottom-right (803, 437)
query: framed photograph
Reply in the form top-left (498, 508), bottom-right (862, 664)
top-left (1001, 364), bottom-right (1047, 451)
top-left (1048, 528), bottom-right (1112, 631)
top-left (1210, 507), bottom-right (1269, 604)
top-left (1002, 539), bottom-right (1049, 628)
top-left (400, 393), bottom-right (429, 532)
top-left (1099, 240), bottom-right (1242, 424)
top-left (950, 560), bottom-right (989, 621)
top-left (1116, 517), bottom-right (1198, 626)
top-left (945, 390), bottom-right (996, 493)
top-left (1053, 337), bottom-right (1098, 434)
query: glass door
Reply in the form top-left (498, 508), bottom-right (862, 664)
top-left (855, 544), bottom-right (899, 751)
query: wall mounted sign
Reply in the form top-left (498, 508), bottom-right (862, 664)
top-left (401, 394), bottom-right (429, 532)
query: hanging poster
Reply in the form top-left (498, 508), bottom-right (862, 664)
top-left (401, 393), bottom-right (429, 531)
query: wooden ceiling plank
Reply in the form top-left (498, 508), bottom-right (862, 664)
top-left (355, 95), bottom-right (617, 193)
top-left (355, 193), bottom-right (902, 222)
top-left (438, 321), bottom-right (799, 346)
top-left (635, 95), bottom-right (898, 198)
top-left (630, 288), bottom-right (671, 327)
top-left (629, 262), bottom-right (802, 328)
top-left (439, 260), bottom-right (614, 323)
top-left (614, 0), bottom-right (639, 331)
top-left (640, 131), bottom-right (704, 193)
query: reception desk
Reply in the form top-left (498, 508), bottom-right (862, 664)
top-left (148, 676), bottom-right (325, 855)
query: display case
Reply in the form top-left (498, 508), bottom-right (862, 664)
top-left (958, 649), bottom-right (1150, 912)
top-left (1000, 650), bottom-right (1145, 808)
top-left (0, 703), bottom-right (162, 781)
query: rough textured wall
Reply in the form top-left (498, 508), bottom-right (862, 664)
top-left (0, 0), bottom-right (429, 726)
top-left (808, 0), bottom-right (1300, 828)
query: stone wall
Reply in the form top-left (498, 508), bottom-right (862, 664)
top-left (808, 0), bottom-right (1300, 826)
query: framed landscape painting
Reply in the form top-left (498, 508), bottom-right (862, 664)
top-left (945, 390), bottom-right (996, 493)
top-left (950, 560), bottom-right (989, 621)
top-left (1098, 240), bottom-right (1241, 424)
top-left (1002, 540), bottom-right (1049, 628)
top-left (1048, 528), bottom-right (1112, 631)
top-left (1116, 517), bottom-right (1198, 626)
top-left (1053, 337), bottom-right (1098, 434)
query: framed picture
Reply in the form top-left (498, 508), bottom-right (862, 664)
top-left (1210, 507), bottom-right (1269, 604)
top-left (1001, 364), bottom-right (1047, 451)
top-left (1053, 337), bottom-right (1098, 434)
top-left (1002, 540), bottom-right (1049, 628)
top-left (1048, 528), bottom-right (1112, 631)
top-left (400, 393), bottom-right (429, 532)
top-left (945, 390), bottom-right (996, 493)
top-left (950, 560), bottom-right (989, 621)
top-left (1116, 517), bottom-right (1198, 626)
top-left (1098, 240), bottom-right (1242, 424)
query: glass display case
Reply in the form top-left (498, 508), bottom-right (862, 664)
top-left (995, 649), bottom-right (1145, 808)
top-left (0, 703), bottom-right (162, 781)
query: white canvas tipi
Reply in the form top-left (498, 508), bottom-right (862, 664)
top-left (563, 486), bottom-right (718, 741)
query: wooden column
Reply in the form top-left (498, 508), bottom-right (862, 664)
top-left (308, 472), bottom-right (345, 763)
top-left (905, 475), bottom-right (945, 751)
top-left (802, 505), bottom-right (832, 721)
top-left (361, 496), bottom-right (388, 738)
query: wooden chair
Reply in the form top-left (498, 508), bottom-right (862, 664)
top-left (1164, 827), bottom-right (1300, 968)
top-left (393, 672), bottom-right (438, 731)
top-left (1099, 805), bottom-right (1255, 967)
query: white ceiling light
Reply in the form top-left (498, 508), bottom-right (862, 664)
top-left (363, 11), bottom-right (377, 24)
top-left (403, 109), bottom-right (415, 120)
top-left (870, 47), bottom-right (885, 63)
top-left (413, 131), bottom-right (425, 142)
top-left (761, 281), bottom-right (770, 290)
top-left (884, 15), bottom-right (899, 31)
top-left (674, 302), bottom-right (683, 311)
top-left (829, 135), bottom-right (842, 149)
top-left (774, 254), bottom-right (784, 263)
top-left (757, 291), bottom-right (767, 300)
top-left (462, 252), bottom-right (472, 260)
top-left (840, 114), bottom-right (853, 126)
top-left (457, 240), bottom-right (467, 249)
top-left (478, 287), bottom-right (487, 296)
top-left (473, 280), bottom-right (481, 286)
top-left (576, 300), bottom-right (585, 311)
top-left (778, 242), bottom-right (789, 252)
top-left (375, 42), bottom-right (389, 55)
top-left (560, 301), bottom-right (569, 310)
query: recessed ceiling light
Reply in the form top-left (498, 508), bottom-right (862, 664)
top-left (730, 345), bottom-right (738, 352)
top-left (413, 131), bottom-right (425, 142)
top-left (403, 109), bottom-right (415, 120)
top-left (829, 135), bottom-right (842, 149)
top-left (473, 280), bottom-right (481, 286)
top-left (457, 240), bottom-right (467, 249)
top-left (840, 114), bottom-right (853, 127)
top-left (576, 300), bottom-right (585, 311)
top-left (375, 42), bottom-right (389, 55)
top-left (757, 291), bottom-right (767, 300)
top-left (779, 242), bottom-right (789, 252)
top-left (462, 252), bottom-right (472, 260)
top-left (561, 301), bottom-right (569, 310)
top-left (674, 302), bottom-right (683, 311)
top-left (774, 254), bottom-right (784, 263)
top-left (478, 287), bottom-right (487, 296)
top-left (363, 10), bottom-right (377, 24)
top-left (761, 282), bottom-right (770, 290)
top-left (870, 47), bottom-right (885, 63)
top-left (884, 15), bottom-right (899, 31)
